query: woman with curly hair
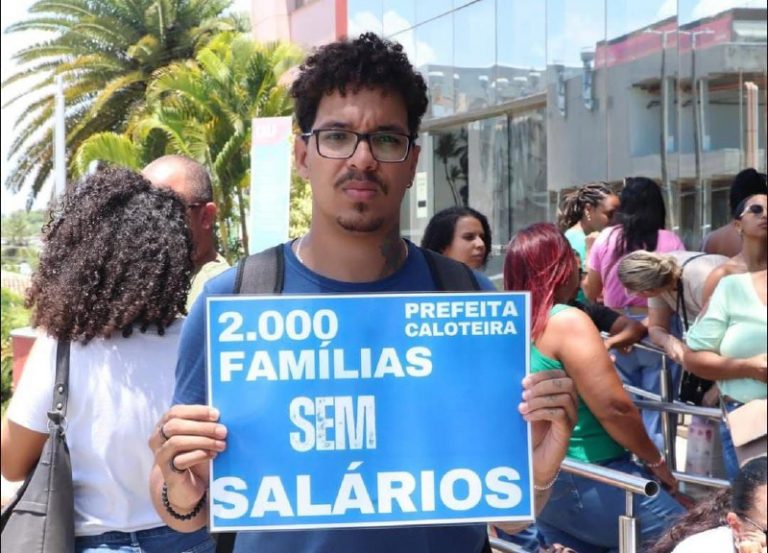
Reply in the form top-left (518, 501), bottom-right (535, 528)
top-left (0, 167), bottom-right (214, 552)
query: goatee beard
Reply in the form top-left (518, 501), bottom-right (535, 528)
top-left (337, 203), bottom-right (385, 232)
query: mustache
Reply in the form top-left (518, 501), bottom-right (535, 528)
top-left (334, 170), bottom-right (386, 192)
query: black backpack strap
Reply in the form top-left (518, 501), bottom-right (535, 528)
top-left (675, 252), bottom-right (709, 331)
top-left (421, 248), bottom-right (481, 292)
top-left (234, 244), bottom-right (285, 294)
top-left (49, 340), bottom-right (71, 427)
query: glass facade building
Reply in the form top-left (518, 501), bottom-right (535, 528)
top-left (262, 0), bottom-right (767, 280)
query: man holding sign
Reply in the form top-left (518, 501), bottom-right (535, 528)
top-left (149, 33), bottom-right (577, 552)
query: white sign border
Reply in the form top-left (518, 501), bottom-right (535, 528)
top-left (205, 291), bottom-right (534, 532)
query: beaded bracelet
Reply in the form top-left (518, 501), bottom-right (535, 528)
top-left (161, 482), bottom-right (206, 521)
top-left (533, 466), bottom-right (562, 491)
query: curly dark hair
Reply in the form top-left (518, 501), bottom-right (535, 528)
top-left (421, 206), bottom-right (492, 267)
top-left (290, 32), bottom-right (429, 136)
top-left (26, 167), bottom-right (193, 343)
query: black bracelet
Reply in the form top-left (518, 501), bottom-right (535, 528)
top-left (161, 482), bottom-right (206, 521)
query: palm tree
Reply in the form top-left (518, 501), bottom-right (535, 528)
top-left (74, 32), bottom-right (304, 259)
top-left (2, 0), bottom-right (245, 200)
top-left (434, 131), bottom-right (468, 206)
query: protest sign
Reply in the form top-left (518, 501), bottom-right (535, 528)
top-left (207, 292), bottom-right (531, 531)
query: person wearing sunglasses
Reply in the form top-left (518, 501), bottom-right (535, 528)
top-left (659, 456), bottom-right (767, 553)
top-left (701, 193), bottom-right (768, 308)
top-left (702, 168), bottom-right (768, 258)
top-left (684, 194), bottom-right (767, 481)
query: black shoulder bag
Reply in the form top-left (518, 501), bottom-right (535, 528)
top-left (0, 340), bottom-right (75, 552)
top-left (676, 255), bottom-right (715, 406)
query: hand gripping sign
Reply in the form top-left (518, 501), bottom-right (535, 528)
top-left (207, 292), bottom-right (532, 531)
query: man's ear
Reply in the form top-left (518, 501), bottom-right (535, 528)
top-left (295, 136), bottom-right (310, 179)
top-left (201, 202), bottom-right (218, 230)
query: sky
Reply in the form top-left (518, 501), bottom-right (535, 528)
top-left (0, 0), bottom-right (252, 215)
top-left (2, 0), bottom-right (764, 214)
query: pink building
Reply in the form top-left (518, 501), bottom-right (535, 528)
top-left (251, 0), bottom-right (347, 47)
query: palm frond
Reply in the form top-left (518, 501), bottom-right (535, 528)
top-left (72, 132), bottom-right (142, 176)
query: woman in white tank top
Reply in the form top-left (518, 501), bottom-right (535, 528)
top-left (1, 167), bottom-right (215, 553)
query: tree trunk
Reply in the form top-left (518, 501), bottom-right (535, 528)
top-left (236, 180), bottom-right (249, 255)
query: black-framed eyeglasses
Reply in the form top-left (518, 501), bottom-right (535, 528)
top-left (301, 128), bottom-right (414, 163)
top-left (739, 204), bottom-right (766, 218)
top-left (185, 202), bottom-right (206, 211)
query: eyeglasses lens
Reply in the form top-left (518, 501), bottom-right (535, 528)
top-left (316, 130), bottom-right (409, 162)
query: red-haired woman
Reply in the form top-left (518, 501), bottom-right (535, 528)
top-left (504, 223), bottom-right (686, 551)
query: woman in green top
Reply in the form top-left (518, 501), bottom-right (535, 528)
top-left (504, 223), bottom-right (686, 552)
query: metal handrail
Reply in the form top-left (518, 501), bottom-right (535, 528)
top-left (604, 334), bottom-right (677, 467)
top-left (562, 458), bottom-right (658, 552)
top-left (624, 384), bottom-right (662, 401)
top-left (625, 385), bottom-right (721, 420)
top-left (673, 471), bottom-right (730, 489)
top-left (631, 338), bottom-right (667, 356)
top-left (489, 537), bottom-right (527, 553)
top-left (634, 399), bottom-right (722, 420)
top-left (610, 333), bottom-right (733, 488)
top-left (562, 459), bottom-right (659, 497)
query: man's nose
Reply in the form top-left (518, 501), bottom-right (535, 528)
top-left (348, 137), bottom-right (378, 171)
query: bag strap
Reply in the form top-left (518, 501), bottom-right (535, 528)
top-left (421, 248), bottom-right (481, 291)
top-left (675, 253), bottom-right (709, 331)
top-left (234, 243), bottom-right (481, 294)
top-left (235, 245), bottom-right (285, 294)
top-left (49, 340), bottom-right (71, 427)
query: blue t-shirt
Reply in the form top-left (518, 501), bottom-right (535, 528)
top-left (174, 240), bottom-right (494, 553)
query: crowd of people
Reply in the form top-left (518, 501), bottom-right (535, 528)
top-left (1, 31), bottom-right (766, 553)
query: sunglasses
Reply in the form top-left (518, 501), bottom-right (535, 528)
top-left (740, 204), bottom-right (766, 218)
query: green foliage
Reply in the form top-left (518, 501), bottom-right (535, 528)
top-left (1, 210), bottom-right (45, 273)
top-left (3, 0), bottom-right (246, 202)
top-left (289, 169), bottom-right (312, 239)
top-left (1, 211), bottom-right (31, 246)
top-left (1, 289), bottom-right (30, 413)
top-left (74, 33), bottom-right (305, 261)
